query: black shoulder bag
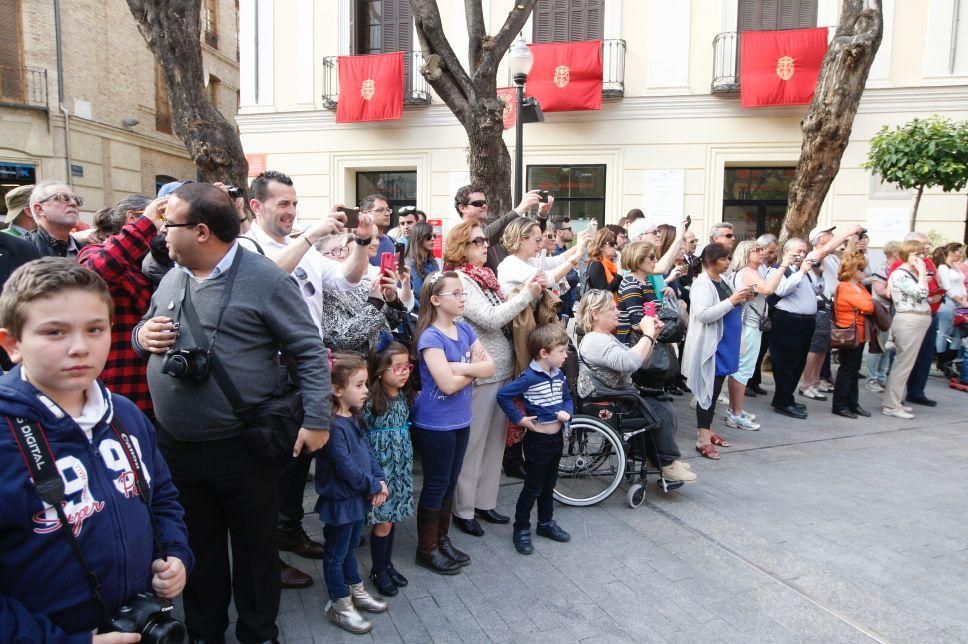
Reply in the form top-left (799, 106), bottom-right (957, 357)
top-left (7, 416), bottom-right (171, 629)
top-left (179, 254), bottom-right (304, 461)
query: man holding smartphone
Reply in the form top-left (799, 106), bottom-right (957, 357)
top-left (362, 194), bottom-right (396, 266)
top-left (454, 184), bottom-right (552, 271)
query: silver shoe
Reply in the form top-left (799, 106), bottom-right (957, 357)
top-left (325, 596), bottom-right (373, 634)
top-left (349, 581), bottom-right (388, 613)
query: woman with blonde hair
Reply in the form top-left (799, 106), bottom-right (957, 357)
top-left (496, 217), bottom-right (586, 296)
top-left (831, 253), bottom-right (875, 418)
top-left (882, 241), bottom-right (932, 418)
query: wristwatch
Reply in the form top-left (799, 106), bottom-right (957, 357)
top-left (354, 236), bottom-right (372, 245)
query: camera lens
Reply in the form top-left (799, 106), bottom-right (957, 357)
top-left (167, 355), bottom-right (188, 377)
top-left (142, 618), bottom-right (188, 644)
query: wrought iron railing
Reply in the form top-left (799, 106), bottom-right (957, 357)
top-left (321, 50), bottom-right (432, 110)
top-left (0, 64), bottom-right (48, 109)
top-left (506, 39), bottom-right (627, 97)
top-left (712, 31), bottom-right (740, 93)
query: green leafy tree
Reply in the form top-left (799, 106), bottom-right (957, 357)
top-left (864, 115), bottom-right (968, 232)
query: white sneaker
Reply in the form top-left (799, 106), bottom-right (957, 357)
top-left (799, 386), bottom-right (827, 401)
top-left (864, 380), bottom-right (885, 393)
top-left (722, 409), bottom-right (756, 422)
top-left (661, 460), bottom-right (698, 482)
top-left (882, 407), bottom-right (914, 419)
top-left (725, 412), bottom-right (760, 431)
top-left (902, 405), bottom-right (913, 412)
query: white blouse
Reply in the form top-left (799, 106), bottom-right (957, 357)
top-left (496, 253), bottom-right (570, 296)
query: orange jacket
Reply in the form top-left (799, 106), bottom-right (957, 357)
top-left (835, 281), bottom-right (875, 343)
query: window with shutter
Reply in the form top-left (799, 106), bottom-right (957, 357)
top-left (0, 0), bottom-right (25, 103)
top-left (737, 0), bottom-right (817, 31)
top-left (354, 0), bottom-right (412, 54)
top-left (532, 0), bottom-right (604, 43)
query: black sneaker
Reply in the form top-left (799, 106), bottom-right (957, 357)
top-left (536, 520), bottom-right (571, 543)
top-left (513, 529), bottom-right (533, 555)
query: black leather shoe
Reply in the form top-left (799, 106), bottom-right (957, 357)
top-left (773, 405), bottom-right (808, 419)
top-left (386, 564), bottom-right (408, 587)
top-left (666, 385), bottom-right (685, 396)
top-left (793, 402), bottom-right (807, 411)
top-left (280, 561), bottom-right (313, 589)
top-left (748, 383), bottom-right (768, 395)
top-left (513, 529), bottom-right (533, 555)
top-left (536, 520), bottom-right (571, 542)
top-left (453, 516), bottom-right (484, 536)
top-left (475, 508), bottom-right (510, 524)
top-left (370, 570), bottom-right (398, 597)
top-left (278, 528), bottom-right (325, 559)
top-left (851, 406), bottom-right (872, 417)
top-left (744, 387), bottom-right (758, 397)
top-left (906, 396), bottom-right (938, 407)
top-left (832, 408), bottom-right (857, 419)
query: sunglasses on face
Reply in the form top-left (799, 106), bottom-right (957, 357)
top-left (465, 200), bottom-right (488, 208)
top-left (560, 227), bottom-right (572, 232)
top-left (604, 241), bottom-right (617, 247)
top-left (469, 236), bottom-right (488, 247)
top-left (722, 233), bottom-right (736, 239)
top-left (40, 192), bottom-right (83, 207)
top-left (645, 254), bottom-right (657, 261)
top-left (545, 234), bottom-right (555, 240)
top-left (423, 233), bottom-right (438, 241)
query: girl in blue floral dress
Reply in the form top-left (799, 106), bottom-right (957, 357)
top-left (363, 341), bottom-right (415, 597)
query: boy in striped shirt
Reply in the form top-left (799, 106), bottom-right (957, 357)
top-left (497, 324), bottom-right (573, 555)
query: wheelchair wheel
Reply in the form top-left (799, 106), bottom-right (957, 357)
top-left (626, 482), bottom-right (646, 508)
top-left (554, 415), bottom-right (626, 506)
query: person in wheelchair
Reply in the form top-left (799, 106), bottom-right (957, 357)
top-left (574, 290), bottom-right (696, 483)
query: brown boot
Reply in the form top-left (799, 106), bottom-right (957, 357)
top-left (415, 506), bottom-right (461, 575)
top-left (437, 498), bottom-right (470, 566)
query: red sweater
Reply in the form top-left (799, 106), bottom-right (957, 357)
top-left (78, 217), bottom-right (157, 415)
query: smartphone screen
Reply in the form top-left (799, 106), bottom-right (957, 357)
top-left (395, 242), bottom-right (406, 272)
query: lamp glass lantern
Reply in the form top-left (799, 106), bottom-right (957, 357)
top-left (508, 34), bottom-right (533, 84)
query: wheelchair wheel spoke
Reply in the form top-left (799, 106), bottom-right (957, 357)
top-left (554, 416), bottom-right (626, 506)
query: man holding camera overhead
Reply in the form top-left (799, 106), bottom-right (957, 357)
top-left (133, 182), bottom-right (332, 644)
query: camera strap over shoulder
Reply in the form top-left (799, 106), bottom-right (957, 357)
top-left (6, 417), bottom-right (112, 625)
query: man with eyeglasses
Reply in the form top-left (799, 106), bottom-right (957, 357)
top-left (362, 193), bottom-right (396, 266)
top-left (23, 180), bottom-right (86, 259)
top-left (454, 184), bottom-right (550, 271)
top-left (709, 222), bottom-right (737, 252)
top-left (246, 171), bottom-right (372, 590)
top-left (134, 183), bottom-right (332, 643)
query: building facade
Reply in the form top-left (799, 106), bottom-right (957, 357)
top-left (0, 0), bottom-right (240, 218)
top-left (236, 0), bottom-right (968, 245)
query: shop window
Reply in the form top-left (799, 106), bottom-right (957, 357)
top-left (527, 164), bottom-right (606, 226)
top-left (722, 167), bottom-right (794, 238)
top-left (355, 170), bottom-right (417, 227)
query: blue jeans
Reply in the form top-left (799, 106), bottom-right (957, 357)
top-left (906, 314), bottom-right (938, 399)
top-left (412, 426), bottom-right (470, 509)
top-left (865, 332), bottom-right (893, 384)
top-left (322, 520), bottom-right (364, 601)
top-left (514, 431), bottom-right (563, 531)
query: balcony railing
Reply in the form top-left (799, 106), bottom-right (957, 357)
top-left (321, 50), bottom-right (432, 110)
top-left (712, 31), bottom-right (739, 93)
top-left (506, 39), bottom-right (627, 98)
top-left (0, 64), bottom-right (48, 109)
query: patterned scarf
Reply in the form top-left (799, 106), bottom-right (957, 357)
top-left (457, 263), bottom-right (504, 302)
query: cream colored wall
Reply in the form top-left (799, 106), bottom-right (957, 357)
top-left (240, 0), bottom-right (968, 244)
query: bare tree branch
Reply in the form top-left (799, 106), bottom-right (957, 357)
top-left (477, 0), bottom-right (538, 80)
top-left (464, 0), bottom-right (486, 73)
top-left (782, 0), bottom-right (882, 241)
top-left (412, 0), bottom-right (474, 99)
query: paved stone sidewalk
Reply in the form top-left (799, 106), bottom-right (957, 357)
top-left (220, 373), bottom-right (967, 643)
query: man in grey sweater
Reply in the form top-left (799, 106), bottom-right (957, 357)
top-left (454, 184), bottom-right (550, 271)
top-left (133, 183), bottom-right (331, 644)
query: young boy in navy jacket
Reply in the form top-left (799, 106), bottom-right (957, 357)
top-left (0, 258), bottom-right (192, 642)
top-left (497, 324), bottom-right (573, 555)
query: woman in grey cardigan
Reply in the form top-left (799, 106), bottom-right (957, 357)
top-left (681, 243), bottom-right (756, 459)
top-left (444, 219), bottom-right (542, 536)
top-left (576, 290), bottom-right (696, 483)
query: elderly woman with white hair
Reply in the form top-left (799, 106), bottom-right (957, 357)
top-left (575, 289), bottom-right (696, 483)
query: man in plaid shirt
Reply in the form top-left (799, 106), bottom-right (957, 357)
top-left (79, 195), bottom-right (164, 416)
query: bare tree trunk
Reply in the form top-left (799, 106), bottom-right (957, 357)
top-left (911, 185), bottom-right (924, 232)
top-left (781, 0), bottom-right (882, 242)
top-left (411, 0), bottom-right (538, 216)
top-left (125, 0), bottom-right (248, 187)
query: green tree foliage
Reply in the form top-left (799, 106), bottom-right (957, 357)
top-left (864, 116), bottom-right (968, 231)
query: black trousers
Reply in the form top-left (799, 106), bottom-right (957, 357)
top-left (158, 429), bottom-right (282, 643)
top-left (277, 453), bottom-right (312, 533)
top-left (749, 327), bottom-right (771, 388)
top-left (832, 345), bottom-right (864, 412)
top-left (412, 426), bottom-right (470, 509)
top-left (514, 431), bottom-right (563, 531)
top-left (769, 310), bottom-right (816, 409)
top-left (695, 375), bottom-right (727, 428)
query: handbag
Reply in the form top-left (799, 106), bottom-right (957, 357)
top-left (181, 280), bottom-right (304, 461)
top-left (871, 300), bottom-right (892, 332)
top-left (829, 299), bottom-right (860, 350)
top-left (656, 294), bottom-right (687, 343)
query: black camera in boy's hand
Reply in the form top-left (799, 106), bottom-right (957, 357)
top-left (103, 592), bottom-right (187, 644)
top-left (161, 347), bottom-right (211, 381)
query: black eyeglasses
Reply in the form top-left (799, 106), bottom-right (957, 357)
top-left (466, 200), bottom-right (488, 208)
top-left (161, 219), bottom-right (197, 230)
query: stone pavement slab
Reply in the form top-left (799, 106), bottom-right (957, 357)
top-left (203, 372), bottom-right (967, 643)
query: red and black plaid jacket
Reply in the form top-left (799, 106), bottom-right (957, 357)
top-left (78, 217), bottom-right (157, 416)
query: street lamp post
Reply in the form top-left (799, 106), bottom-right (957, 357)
top-left (508, 34), bottom-right (534, 205)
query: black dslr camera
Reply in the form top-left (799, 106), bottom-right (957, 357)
top-left (161, 347), bottom-right (211, 381)
top-left (226, 185), bottom-right (244, 199)
top-left (104, 592), bottom-right (187, 644)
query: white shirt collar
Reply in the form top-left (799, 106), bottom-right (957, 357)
top-left (248, 222), bottom-right (289, 250)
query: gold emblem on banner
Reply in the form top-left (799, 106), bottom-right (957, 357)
top-left (553, 65), bottom-right (570, 88)
top-left (776, 56), bottom-right (795, 81)
top-left (361, 79), bottom-right (376, 100)
top-left (498, 92), bottom-right (513, 119)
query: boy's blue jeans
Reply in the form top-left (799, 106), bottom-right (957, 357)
top-left (322, 520), bottom-right (364, 601)
top-left (514, 430), bottom-right (563, 531)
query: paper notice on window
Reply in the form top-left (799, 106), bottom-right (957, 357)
top-left (865, 207), bottom-right (910, 247)
top-left (642, 170), bottom-right (685, 226)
